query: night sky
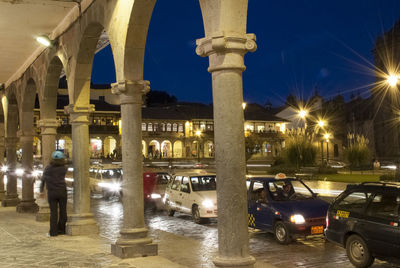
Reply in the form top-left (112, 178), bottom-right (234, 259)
top-left (91, 0), bottom-right (400, 107)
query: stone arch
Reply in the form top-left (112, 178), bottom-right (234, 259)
top-left (19, 78), bottom-right (37, 133)
top-left (173, 140), bottom-right (183, 158)
top-left (103, 136), bottom-right (117, 157)
top-left (6, 89), bottom-right (19, 138)
top-left (160, 140), bottom-right (172, 158)
top-left (57, 136), bottom-right (72, 158)
top-left (148, 140), bottom-right (160, 158)
top-left (72, 22), bottom-right (116, 106)
top-left (41, 56), bottom-right (65, 119)
top-left (203, 140), bottom-right (214, 158)
top-left (142, 140), bottom-right (147, 157)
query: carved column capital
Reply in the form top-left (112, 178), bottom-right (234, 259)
top-left (38, 119), bottom-right (59, 135)
top-left (111, 80), bottom-right (150, 105)
top-left (196, 33), bottom-right (257, 72)
top-left (64, 104), bottom-right (95, 125)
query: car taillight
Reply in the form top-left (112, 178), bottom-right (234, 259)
top-left (326, 213), bottom-right (329, 228)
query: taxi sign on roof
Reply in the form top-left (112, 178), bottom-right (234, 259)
top-left (275, 173), bottom-right (286, 179)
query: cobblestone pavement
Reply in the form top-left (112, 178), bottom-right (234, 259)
top-left (91, 196), bottom-right (398, 268)
top-left (2, 179), bottom-right (399, 268)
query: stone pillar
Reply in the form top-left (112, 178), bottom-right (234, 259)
top-left (111, 80), bottom-right (157, 258)
top-left (16, 132), bottom-right (38, 213)
top-left (2, 137), bottom-right (20, 207)
top-left (196, 11), bottom-right (257, 268)
top-left (36, 119), bottom-right (58, 221)
top-left (0, 143), bottom-right (5, 201)
top-left (64, 105), bottom-right (98, 235)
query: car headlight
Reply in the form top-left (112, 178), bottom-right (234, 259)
top-left (290, 214), bottom-right (305, 224)
top-left (202, 199), bottom-right (214, 209)
top-left (151, 193), bottom-right (162, 199)
top-left (15, 168), bottom-right (24, 176)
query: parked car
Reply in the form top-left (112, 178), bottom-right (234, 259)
top-left (247, 174), bottom-right (329, 244)
top-left (327, 160), bottom-right (348, 169)
top-left (143, 170), bottom-right (171, 210)
top-left (325, 182), bottom-right (400, 268)
top-left (163, 172), bottom-right (217, 223)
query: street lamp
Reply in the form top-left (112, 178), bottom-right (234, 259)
top-left (317, 119), bottom-right (327, 165)
top-left (387, 74), bottom-right (399, 88)
top-left (196, 130), bottom-right (202, 163)
top-left (298, 109), bottom-right (308, 130)
top-left (324, 133), bottom-right (331, 163)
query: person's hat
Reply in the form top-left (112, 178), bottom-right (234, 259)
top-left (51, 151), bottom-right (65, 159)
top-left (274, 173), bottom-right (286, 179)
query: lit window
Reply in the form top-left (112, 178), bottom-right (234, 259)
top-left (167, 123), bottom-right (172, 131)
top-left (148, 123), bottom-right (153, 132)
top-left (142, 123), bottom-right (147, 131)
top-left (178, 124), bottom-right (184, 132)
top-left (173, 123), bottom-right (178, 132)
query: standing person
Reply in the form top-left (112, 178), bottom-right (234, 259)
top-left (39, 151), bottom-right (68, 237)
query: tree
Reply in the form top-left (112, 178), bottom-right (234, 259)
top-left (145, 90), bottom-right (177, 106)
top-left (283, 129), bottom-right (317, 168)
top-left (345, 134), bottom-right (371, 169)
top-left (245, 132), bottom-right (262, 162)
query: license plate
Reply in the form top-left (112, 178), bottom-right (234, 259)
top-left (311, 225), bottom-right (324, 234)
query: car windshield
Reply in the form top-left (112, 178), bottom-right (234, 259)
top-left (268, 179), bottom-right (314, 201)
top-left (190, 176), bottom-right (216, 191)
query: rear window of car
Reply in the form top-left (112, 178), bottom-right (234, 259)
top-left (366, 193), bottom-right (400, 219)
top-left (335, 191), bottom-right (372, 213)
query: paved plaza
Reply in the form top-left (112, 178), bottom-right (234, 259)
top-left (1, 191), bottom-right (399, 268)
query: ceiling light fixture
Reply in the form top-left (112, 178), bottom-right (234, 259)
top-left (36, 35), bottom-right (52, 47)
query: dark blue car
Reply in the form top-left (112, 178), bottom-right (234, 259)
top-left (247, 175), bottom-right (329, 244)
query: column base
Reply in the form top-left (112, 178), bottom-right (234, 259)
top-left (36, 204), bottom-right (50, 222)
top-left (111, 228), bottom-right (158, 258)
top-left (213, 255), bottom-right (256, 268)
top-left (1, 194), bottom-right (20, 207)
top-left (0, 190), bottom-right (5, 201)
top-left (66, 213), bottom-right (99, 236)
top-left (16, 200), bottom-right (39, 213)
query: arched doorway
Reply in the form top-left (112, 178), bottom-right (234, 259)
top-left (104, 136), bottom-right (117, 158)
top-left (148, 140), bottom-right (160, 159)
top-left (142, 140), bottom-right (147, 158)
top-left (173, 140), bottom-right (183, 158)
top-left (161, 140), bottom-right (172, 158)
top-left (57, 136), bottom-right (72, 159)
top-left (203, 140), bottom-right (214, 158)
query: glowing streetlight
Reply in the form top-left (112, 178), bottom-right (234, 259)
top-left (299, 109), bottom-right (308, 119)
top-left (324, 133), bottom-right (330, 141)
top-left (318, 120), bottom-right (325, 128)
top-left (387, 74), bottom-right (399, 87)
top-left (242, 102), bottom-right (247, 110)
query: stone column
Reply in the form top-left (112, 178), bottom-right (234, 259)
top-left (196, 25), bottom-right (257, 268)
top-left (0, 142), bottom-right (5, 201)
top-left (111, 80), bottom-right (157, 258)
top-left (2, 137), bottom-right (20, 207)
top-left (64, 104), bottom-right (98, 235)
top-left (16, 132), bottom-right (39, 213)
top-left (36, 119), bottom-right (58, 221)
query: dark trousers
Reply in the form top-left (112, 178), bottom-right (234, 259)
top-left (48, 195), bottom-right (67, 236)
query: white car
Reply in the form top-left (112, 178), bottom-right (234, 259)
top-left (163, 172), bottom-right (217, 224)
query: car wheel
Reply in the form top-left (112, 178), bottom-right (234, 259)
top-left (192, 205), bottom-right (204, 224)
top-left (274, 221), bottom-right (291, 244)
top-left (166, 200), bottom-right (175, 216)
top-left (346, 234), bottom-right (374, 268)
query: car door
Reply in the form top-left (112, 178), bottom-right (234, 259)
top-left (330, 190), bottom-right (372, 244)
top-left (167, 176), bottom-right (182, 210)
top-left (361, 192), bottom-right (400, 257)
top-left (248, 181), bottom-right (274, 230)
top-left (179, 176), bottom-right (192, 214)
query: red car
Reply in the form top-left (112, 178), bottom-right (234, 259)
top-left (143, 170), bottom-right (171, 210)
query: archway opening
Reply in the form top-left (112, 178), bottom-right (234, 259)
top-left (173, 140), bottom-right (183, 158)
